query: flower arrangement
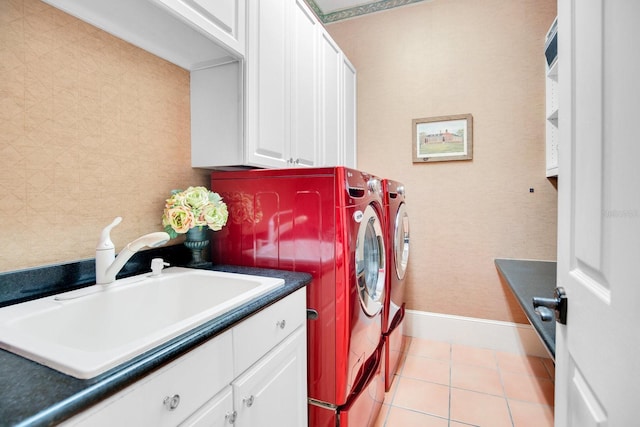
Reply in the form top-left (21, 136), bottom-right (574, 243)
top-left (162, 186), bottom-right (229, 239)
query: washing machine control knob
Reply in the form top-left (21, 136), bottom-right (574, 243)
top-left (367, 178), bottom-right (381, 194)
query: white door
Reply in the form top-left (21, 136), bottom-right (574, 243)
top-left (555, 1), bottom-right (640, 426)
top-left (318, 30), bottom-right (342, 167)
top-left (232, 328), bottom-right (307, 427)
top-left (291, 0), bottom-right (318, 167)
top-left (245, 0), bottom-right (290, 168)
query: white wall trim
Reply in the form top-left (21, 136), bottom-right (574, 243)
top-left (405, 309), bottom-right (550, 358)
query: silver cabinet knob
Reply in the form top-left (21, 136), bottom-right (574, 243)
top-left (243, 395), bottom-right (255, 407)
top-left (225, 410), bottom-right (237, 424)
top-left (276, 319), bottom-right (286, 329)
top-left (163, 394), bottom-right (180, 411)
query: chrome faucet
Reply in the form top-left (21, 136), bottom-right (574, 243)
top-left (96, 217), bottom-right (170, 285)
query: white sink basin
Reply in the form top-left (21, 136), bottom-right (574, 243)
top-left (0, 267), bottom-right (284, 379)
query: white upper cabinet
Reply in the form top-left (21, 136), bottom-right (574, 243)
top-left (195, 0), bottom-right (355, 169)
top-left (342, 55), bottom-right (357, 169)
top-left (243, 0), bottom-right (320, 169)
top-left (319, 30), bottom-right (342, 167)
top-left (42, 0), bottom-right (244, 69)
top-left (191, 62), bottom-right (244, 168)
top-left (244, 0), bottom-right (291, 168)
top-left (318, 29), bottom-right (357, 169)
top-left (291, 0), bottom-right (320, 168)
top-left (240, 0), bottom-right (356, 169)
top-left (154, 0), bottom-right (246, 58)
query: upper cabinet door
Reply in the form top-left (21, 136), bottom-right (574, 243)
top-left (342, 56), bottom-right (357, 168)
top-left (155, 0), bottom-right (246, 59)
top-left (318, 30), bottom-right (342, 167)
top-left (42, 0), bottom-right (243, 69)
top-left (245, 0), bottom-right (291, 168)
top-left (291, 0), bottom-right (319, 168)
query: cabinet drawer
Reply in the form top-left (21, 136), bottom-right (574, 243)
top-left (64, 330), bottom-right (233, 427)
top-left (233, 288), bottom-right (306, 376)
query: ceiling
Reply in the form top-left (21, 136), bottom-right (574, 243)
top-left (306, 0), bottom-right (427, 23)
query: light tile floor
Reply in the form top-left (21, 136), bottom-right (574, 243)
top-left (374, 337), bottom-right (555, 427)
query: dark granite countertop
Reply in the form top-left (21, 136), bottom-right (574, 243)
top-left (495, 259), bottom-right (557, 359)
top-left (0, 264), bottom-right (311, 427)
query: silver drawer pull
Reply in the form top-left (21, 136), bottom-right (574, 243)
top-left (243, 395), bottom-right (255, 407)
top-left (163, 394), bottom-right (180, 411)
top-left (225, 410), bottom-right (237, 424)
top-left (276, 319), bottom-right (286, 329)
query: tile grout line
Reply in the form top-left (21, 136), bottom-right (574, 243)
top-left (448, 341), bottom-right (452, 427)
top-left (378, 338), bottom-right (555, 426)
top-left (380, 336), bottom-right (411, 426)
top-left (495, 349), bottom-right (516, 427)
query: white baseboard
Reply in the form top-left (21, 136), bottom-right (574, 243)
top-left (405, 309), bottom-right (550, 358)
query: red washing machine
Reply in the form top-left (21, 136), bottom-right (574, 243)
top-left (210, 167), bottom-right (386, 427)
top-left (382, 179), bottom-right (410, 391)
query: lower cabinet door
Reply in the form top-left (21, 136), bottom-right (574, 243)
top-left (179, 386), bottom-right (234, 427)
top-left (232, 327), bottom-right (307, 427)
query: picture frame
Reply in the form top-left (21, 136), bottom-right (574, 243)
top-left (412, 114), bottom-right (473, 163)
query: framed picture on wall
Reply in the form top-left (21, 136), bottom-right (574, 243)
top-left (412, 114), bottom-right (473, 163)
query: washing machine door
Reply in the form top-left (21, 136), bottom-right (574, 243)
top-left (394, 202), bottom-right (410, 280)
top-left (355, 204), bottom-right (386, 317)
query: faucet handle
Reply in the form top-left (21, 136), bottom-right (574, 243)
top-left (97, 217), bottom-right (122, 251)
top-left (151, 258), bottom-right (170, 276)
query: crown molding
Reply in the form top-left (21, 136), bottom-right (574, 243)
top-left (306, 0), bottom-right (427, 23)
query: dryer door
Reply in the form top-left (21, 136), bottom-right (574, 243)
top-left (355, 204), bottom-right (386, 317)
top-left (394, 202), bottom-right (410, 280)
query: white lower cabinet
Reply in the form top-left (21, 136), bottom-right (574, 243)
top-left (180, 386), bottom-right (233, 427)
top-left (62, 289), bottom-right (307, 426)
top-left (233, 328), bottom-right (307, 427)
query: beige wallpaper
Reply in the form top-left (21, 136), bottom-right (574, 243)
top-left (0, 0), bottom-right (209, 272)
top-left (2, 0), bottom-right (556, 324)
top-left (327, 0), bottom-right (558, 322)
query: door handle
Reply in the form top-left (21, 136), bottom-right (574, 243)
top-left (532, 286), bottom-right (567, 325)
